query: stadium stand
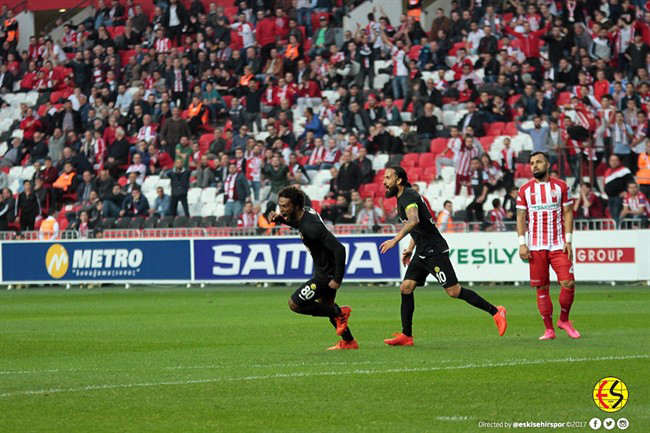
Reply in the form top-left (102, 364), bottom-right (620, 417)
top-left (0, 0), bottom-right (649, 240)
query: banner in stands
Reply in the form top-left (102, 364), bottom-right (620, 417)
top-left (399, 231), bottom-right (650, 283)
top-left (193, 235), bottom-right (401, 282)
top-left (1, 240), bottom-right (192, 283)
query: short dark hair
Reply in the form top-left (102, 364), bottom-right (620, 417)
top-left (387, 165), bottom-right (411, 188)
top-left (492, 198), bottom-right (501, 207)
top-left (444, 200), bottom-right (452, 206)
top-left (529, 151), bottom-right (549, 162)
top-left (278, 186), bottom-right (305, 209)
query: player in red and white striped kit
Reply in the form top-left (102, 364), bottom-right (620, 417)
top-left (516, 151), bottom-right (581, 340)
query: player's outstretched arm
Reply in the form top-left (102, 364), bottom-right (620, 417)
top-left (517, 209), bottom-right (531, 261)
top-left (381, 206), bottom-right (419, 253)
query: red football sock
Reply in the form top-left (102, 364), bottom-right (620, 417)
top-left (559, 287), bottom-right (575, 322)
top-left (536, 288), bottom-right (553, 330)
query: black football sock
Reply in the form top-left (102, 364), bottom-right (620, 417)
top-left (329, 316), bottom-right (355, 341)
top-left (401, 293), bottom-right (415, 337)
top-left (458, 287), bottom-right (498, 316)
top-left (296, 302), bottom-right (338, 317)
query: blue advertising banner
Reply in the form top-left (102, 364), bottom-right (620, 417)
top-left (193, 235), bottom-right (401, 282)
top-left (1, 240), bottom-right (191, 283)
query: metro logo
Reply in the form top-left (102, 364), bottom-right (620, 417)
top-left (45, 244), bottom-right (69, 279)
top-left (576, 248), bottom-right (635, 263)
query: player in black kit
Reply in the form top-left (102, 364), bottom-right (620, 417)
top-left (269, 186), bottom-right (358, 350)
top-left (379, 166), bottom-right (507, 345)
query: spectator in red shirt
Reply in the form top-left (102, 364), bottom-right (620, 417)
top-left (573, 182), bottom-right (604, 219)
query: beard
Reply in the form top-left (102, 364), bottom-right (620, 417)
top-left (385, 185), bottom-right (399, 198)
top-left (532, 169), bottom-right (547, 180)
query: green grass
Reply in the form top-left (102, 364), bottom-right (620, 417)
top-left (1, 284), bottom-right (648, 433)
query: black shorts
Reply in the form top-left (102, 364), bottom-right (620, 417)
top-left (290, 277), bottom-right (337, 306)
top-left (404, 252), bottom-right (459, 289)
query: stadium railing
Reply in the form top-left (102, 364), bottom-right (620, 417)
top-left (573, 219), bottom-right (617, 231)
top-left (619, 219), bottom-right (648, 230)
top-left (0, 230), bottom-right (81, 240)
top-left (0, 219), bottom-right (640, 241)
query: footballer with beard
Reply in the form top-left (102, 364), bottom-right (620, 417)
top-left (269, 186), bottom-right (357, 350)
top-left (379, 166), bottom-right (507, 346)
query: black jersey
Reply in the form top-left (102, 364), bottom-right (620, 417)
top-left (282, 207), bottom-right (346, 283)
top-left (397, 187), bottom-right (449, 256)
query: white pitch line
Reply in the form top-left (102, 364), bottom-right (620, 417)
top-left (0, 354), bottom-right (646, 398)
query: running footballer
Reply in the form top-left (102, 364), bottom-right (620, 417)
top-left (269, 186), bottom-right (358, 350)
top-left (379, 166), bottom-right (507, 345)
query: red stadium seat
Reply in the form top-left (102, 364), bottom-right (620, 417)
top-left (418, 153), bottom-right (435, 169)
top-left (507, 94), bottom-right (521, 107)
top-left (479, 136), bottom-right (495, 152)
top-left (421, 168), bottom-right (436, 183)
top-left (503, 122), bottom-right (518, 136)
top-left (402, 153), bottom-right (420, 167)
top-left (449, 42), bottom-right (465, 56)
top-left (557, 92), bottom-right (572, 106)
top-left (430, 138), bottom-right (448, 154)
top-left (485, 122), bottom-right (505, 136)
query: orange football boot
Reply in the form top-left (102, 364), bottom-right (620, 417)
top-left (384, 332), bottom-right (414, 346)
top-left (327, 339), bottom-right (359, 350)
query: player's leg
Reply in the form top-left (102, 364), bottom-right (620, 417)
top-left (432, 254), bottom-right (507, 336)
top-left (320, 296), bottom-right (358, 350)
top-left (530, 251), bottom-right (555, 340)
top-left (385, 258), bottom-right (427, 346)
top-left (550, 251), bottom-right (581, 339)
top-left (288, 280), bottom-right (341, 318)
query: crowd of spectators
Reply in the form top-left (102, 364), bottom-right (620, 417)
top-left (0, 0), bottom-right (650, 237)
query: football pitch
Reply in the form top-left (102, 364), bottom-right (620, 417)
top-left (1, 284), bottom-right (648, 433)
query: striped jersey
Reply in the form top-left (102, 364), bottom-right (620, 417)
top-left (516, 178), bottom-right (573, 251)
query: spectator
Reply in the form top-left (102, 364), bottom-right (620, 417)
top-left (14, 180), bottom-right (41, 230)
top-left (100, 184), bottom-right (126, 218)
top-left (416, 102), bottom-right (438, 143)
top-left (257, 201), bottom-right (277, 234)
top-left (516, 115), bottom-right (550, 153)
top-left (39, 213), bottom-right (60, 240)
top-left (76, 170), bottom-right (96, 204)
top-left (262, 155), bottom-right (289, 203)
top-left (0, 138), bottom-right (24, 167)
top-left (160, 107), bottom-right (191, 156)
top-left (175, 136), bottom-right (192, 170)
top-left (356, 196), bottom-right (383, 225)
top-left (573, 182), bottom-right (604, 219)
top-left (105, 127), bottom-right (130, 178)
top-left (120, 187), bottom-right (149, 218)
top-left (287, 153), bottom-right (309, 186)
top-left (356, 147), bottom-right (374, 184)
top-left (167, 159), bottom-right (191, 217)
top-left (150, 186), bottom-right (171, 217)
top-left (336, 150), bottom-right (361, 194)
top-left (466, 157), bottom-right (488, 224)
top-left (193, 155), bottom-right (216, 188)
top-left (436, 200), bottom-right (453, 232)
top-left (620, 182), bottom-right (649, 227)
top-left (126, 153), bottom-right (146, 184)
top-left (486, 198), bottom-right (506, 232)
top-left (604, 154), bottom-right (635, 223)
top-left (503, 187), bottom-right (518, 221)
top-left (51, 162), bottom-right (78, 210)
top-left (238, 201), bottom-right (257, 228)
top-left (458, 101), bottom-right (484, 137)
top-left (223, 161), bottom-right (250, 218)
top-left (638, 142), bottom-right (650, 199)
